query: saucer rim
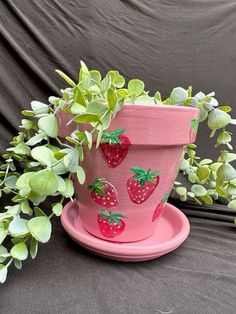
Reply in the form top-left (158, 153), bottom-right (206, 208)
top-left (61, 200), bottom-right (190, 257)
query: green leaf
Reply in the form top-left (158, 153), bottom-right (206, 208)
top-left (52, 203), bottom-right (63, 217)
top-left (0, 230), bottom-right (7, 245)
top-left (74, 86), bottom-right (86, 107)
top-left (9, 217), bottom-right (29, 237)
top-left (96, 127), bottom-right (103, 148)
top-left (26, 132), bottom-right (46, 146)
top-left (38, 115), bottom-right (58, 138)
top-left (27, 216), bottom-right (52, 243)
top-left (29, 169), bottom-right (59, 196)
top-left (10, 242), bottom-right (28, 261)
top-left (107, 88), bottom-right (118, 110)
top-left (73, 113), bottom-right (100, 123)
top-left (31, 146), bottom-right (56, 167)
top-left (77, 165), bottom-right (86, 184)
top-left (196, 166), bottom-right (210, 181)
top-left (63, 149), bottom-right (79, 173)
top-left (227, 184), bottom-right (236, 195)
top-left (175, 186), bottom-right (187, 196)
top-left (90, 70), bottom-right (102, 84)
top-left (55, 70), bottom-right (76, 87)
top-left (199, 159), bottom-right (213, 166)
top-left (34, 207), bottom-right (46, 217)
top-left (64, 179), bottom-right (74, 198)
top-left (113, 75), bottom-right (125, 88)
top-left (99, 110), bottom-right (112, 130)
top-left (21, 119), bottom-right (34, 130)
top-left (31, 101), bottom-right (49, 114)
top-left (128, 79), bottom-right (145, 96)
top-left (218, 106), bottom-right (232, 113)
top-left (0, 246), bottom-right (8, 263)
top-left (228, 200), bottom-right (236, 210)
top-left (30, 237), bottom-right (38, 259)
top-left (217, 163), bottom-right (236, 181)
top-left (5, 175), bottom-right (17, 189)
top-left (21, 200), bottom-right (33, 215)
top-left (191, 184), bottom-right (207, 197)
top-left (179, 159), bottom-right (189, 171)
top-left (22, 110), bottom-right (35, 117)
top-left (14, 259), bottom-right (22, 269)
top-left (100, 76), bottom-right (111, 93)
top-left (0, 266), bottom-right (7, 283)
top-left (13, 143), bottom-right (31, 156)
top-left (70, 102), bottom-right (86, 114)
top-left (170, 87), bottom-right (188, 103)
top-left (57, 176), bottom-right (67, 194)
top-left (85, 131), bottom-right (93, 150)
top-left (154, 91), bottom-right (162, 102)
top-left (200, 194), bottom-right (213, 205)
top-left (218, 152), bottom-right (236, 163)
top-left (16, 172), bottom-right (35, 191)
top-left (86, 101), bottom-right (107, 116)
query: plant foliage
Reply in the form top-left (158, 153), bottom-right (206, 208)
top-left (0, 61), bottom-right (235, 283)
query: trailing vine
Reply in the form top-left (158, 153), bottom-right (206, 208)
top-left (0, 61), bottom-right (235, 283)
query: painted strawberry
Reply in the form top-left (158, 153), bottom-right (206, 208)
top-left (152, 194), bottom-right (169, 222)
top-left (99, 129), bottom-right (131, 168)
top-left (88, 178), bottom-right (118, 208)
top-left (127, 167), bottom-right (160, 204)
top-left (97, 209), bottom-right (127, 238)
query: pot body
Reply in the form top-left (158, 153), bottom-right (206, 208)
top-left (59, 104), bottom-right (199, 242)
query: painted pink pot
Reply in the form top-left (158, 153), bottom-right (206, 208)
top-left (59, 104), bottom-right (199, 243)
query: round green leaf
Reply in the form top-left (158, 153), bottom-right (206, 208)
top-left (77, 165), bottom-right (86, 185)
top-left (10, 242), bottom-right (28, 261)
top-left (31, 101), bottom-right (49, 114)
top-left (64, 179), bottom-right (74, 198)
top-left (52, 203), bottom-right (63, 217)
top-left (38, 115), bottom-right (58, 138)
top-left (14, 259), bottom-right (22, 269)
top-left (9, 217), bottom-right (29, 237)
top-left (191, 184), bottom-right (207, 197)
top-left (31, 146), bottom-right (56, 167)
top-left (5, 175), bottom-right (17, 189)
top-left (170, 87), bottom-right (188, 103)
top-left (228, 200), bottom-right (236, 210)
top-left (29, 169), bottom-right (59, 196)
top-left (128, 79), bottom-right (145, 96)
top-left (217, 163), bottom-right (236, 181)
top-left (175, 186), bottom-right (187, 196)
top-left (27, 216), bottom-right (52, 243)
top-left (179, 159), bottom-right (189, 171)
top-left (13, 143), bottom-right (31, 156)
top-left (196, 166), bottom-right (210, 181)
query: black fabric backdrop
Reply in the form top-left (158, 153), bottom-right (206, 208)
top-left (0, 1), bottom-right (236, 313)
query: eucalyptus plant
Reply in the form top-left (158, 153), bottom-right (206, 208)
top-left (0, 61), bottom-right (235, 283)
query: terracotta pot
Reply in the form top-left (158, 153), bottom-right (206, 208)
top-left (59, 104), bottom-right (199, 243)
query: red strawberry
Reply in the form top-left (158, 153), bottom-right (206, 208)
top-left (127, 167), bottom-right (160, 204)
top-left (97, 209), bottom-right (127, 238)
top-left (152, 194), bottom-right (169, 222)
top-left (99, 129), bottom-right (131, 168)
top-left (88, 178), bottom-right (118, 208)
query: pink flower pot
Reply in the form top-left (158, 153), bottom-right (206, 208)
top-left (59, 104), bottom-right (199, 243)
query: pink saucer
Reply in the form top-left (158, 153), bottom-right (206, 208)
top-left (61, 201), bottom-right (190, 262)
